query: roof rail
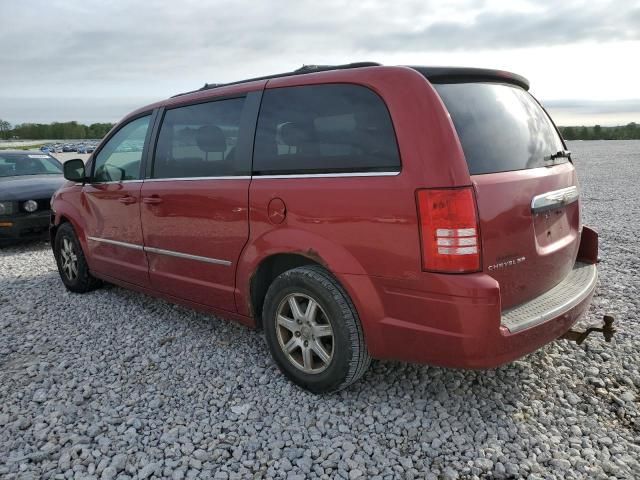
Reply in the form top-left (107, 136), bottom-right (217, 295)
top-left (171, 62), bottom-right (381, 98)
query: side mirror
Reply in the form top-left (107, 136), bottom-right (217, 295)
top-left (63, 159), bottom-right (87, 182)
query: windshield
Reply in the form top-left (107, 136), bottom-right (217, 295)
top-left (434, 83), bottom-right (567, 175)
top-left (0, 153), bottom-right (63, 177)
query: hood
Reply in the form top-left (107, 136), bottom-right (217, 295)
top-left (0, 174), bottom-right (66, 201)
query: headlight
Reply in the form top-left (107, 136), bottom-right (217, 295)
top-left (23, 200), bottom-right (38, 213)
top-left (0, 201), bottom-right (16, 216)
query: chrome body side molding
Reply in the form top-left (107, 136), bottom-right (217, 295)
top-left (87, 236), bottom-right (231, 266)
top-left (87, 236), bottom-right (144, 251)
top-left (144, 246), bottom-right (232, 266)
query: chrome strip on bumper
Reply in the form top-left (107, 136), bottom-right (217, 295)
top-left (87, 236), bottom-right (231, 266)
top-left (501, 261), bottom-right (597, 333)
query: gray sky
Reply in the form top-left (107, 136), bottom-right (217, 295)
top-left (1, 0), bottom-right (639, 126)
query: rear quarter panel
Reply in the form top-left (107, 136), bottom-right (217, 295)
top-left (236, 67), bottom-right (473, 325)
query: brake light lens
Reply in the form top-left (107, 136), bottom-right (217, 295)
top-left (416, 187), bottom-right (481, 273)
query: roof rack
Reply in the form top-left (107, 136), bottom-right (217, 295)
top-left (171, 62), bottom-right (381, 98)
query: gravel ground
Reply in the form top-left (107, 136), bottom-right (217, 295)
top-left (1, 140), bottom-right (639, 479)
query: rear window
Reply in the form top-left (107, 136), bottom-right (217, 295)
top-left (434, 83), bottom-right (566, 175)
top-left (153, 97), bottom-right (246, 179)
top-left (253, 84), bottom-right (400, 175)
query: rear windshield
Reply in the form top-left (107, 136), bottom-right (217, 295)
top-left (434, 83), bottom-right (566, 175)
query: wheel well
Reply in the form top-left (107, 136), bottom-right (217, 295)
top-left (49, 215), bottom-right (70, 244)
top-left (250, 253), bottom-right (322, 327)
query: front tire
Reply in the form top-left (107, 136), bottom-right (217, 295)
top-left (263, 265), bottom-right (371, 393)
top-left (54, 223), bottom-right (101, 293)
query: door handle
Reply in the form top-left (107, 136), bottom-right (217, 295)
top-left (142, 196), bottom-right (163, 205)
top-left (531, 186), bottom-right (579, 214)
top-left (118, 195), bottom-right (137, 205)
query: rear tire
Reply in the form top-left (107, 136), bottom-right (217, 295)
top-left (263, 265), bottom-right (371, 393)
top-left (54, 223), bottom-right (102, 293)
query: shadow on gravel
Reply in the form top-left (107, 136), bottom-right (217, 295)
top-left (0, 238), bottom-right (50, 255)
top-left (1, 270), bottom-right (59, 286)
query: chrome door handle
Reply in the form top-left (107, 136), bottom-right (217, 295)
top-left (118, 196), bottom-right (137, 205)
top-left (142, 196), bottom-right (163, 205)
top-left (531, 186), bottom-right (579, 214)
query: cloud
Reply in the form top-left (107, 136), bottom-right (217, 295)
top-left (544, 99), bottom-right (640, 126)
top-left (366, 4), bottom-right (640, 51)
top-left (1, 1), bottom-right (638, 86)
top-left (544, 99), bottom-right (640, 114)
top-left (0, 0), bottom-right (638, 123)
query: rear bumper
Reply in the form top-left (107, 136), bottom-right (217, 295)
top-left (0, 211), bottom-right (51, 242)
top-left (345, 227), bottom-right (598, 368)
top-left (501, 262), bottom-right (596, 333)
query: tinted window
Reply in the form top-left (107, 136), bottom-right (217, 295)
top-left (434, 83), bottom-right (566, 175)
top-left (0, 153), bottom-right (62, 177)
top-left (153, 98), bottom-right (245, 179)
top-left (253, 84), bottom-right (400, 175)
top-left (93, 115), bottom-right (150, 182)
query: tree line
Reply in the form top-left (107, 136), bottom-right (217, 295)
top-left (1, 118), bottom-right (639, 141)
top-left (558, 123), bottom-right (639, 140)
top-left (0, 120), bottom-right (114, 140)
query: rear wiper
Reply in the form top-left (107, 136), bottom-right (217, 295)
top-left (544, 150), bottom-right (571, 161)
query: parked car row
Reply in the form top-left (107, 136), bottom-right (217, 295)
top-left (4, 63), bottom-right (600, 393)
top-left (41, 142), bottom-right (99, 155)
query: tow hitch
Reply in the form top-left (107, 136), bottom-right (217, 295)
top-left (562, 315), bottom-right (616, 345)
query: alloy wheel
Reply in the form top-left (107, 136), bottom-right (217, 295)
top-left (275, 293), bottom-right (334, 374)
top-left (60, 237), bottom-right (78, 281)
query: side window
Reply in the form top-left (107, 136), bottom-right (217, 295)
top-left (93, 115), bottom-right (150, 182)
top-left (152, 97), bottom-right (245, 179)
top-left (253, 84), bottom-right (401, 175)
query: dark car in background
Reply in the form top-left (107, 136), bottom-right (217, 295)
top-left (0, 151), bottom-right (65, 245)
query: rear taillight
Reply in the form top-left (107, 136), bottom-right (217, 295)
top-left (416, 187), bottom-right (481, 273)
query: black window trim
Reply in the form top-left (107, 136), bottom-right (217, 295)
top-left (250, 82), bottom-right (403, 177)
top-left (145, 92), bottom-right (261, 181)
top-left (88, 110), bottom-right (157, 184)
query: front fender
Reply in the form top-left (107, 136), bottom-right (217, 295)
top-left (51, 187), bottom-right (90, 259)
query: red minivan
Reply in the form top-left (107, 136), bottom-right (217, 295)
top-left (51, 63), bottom-right (598, 393)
